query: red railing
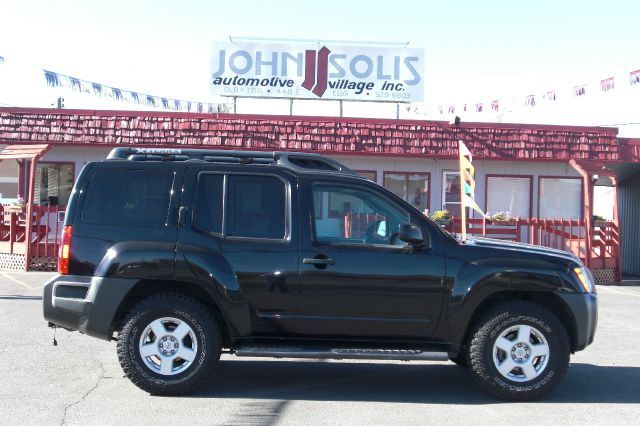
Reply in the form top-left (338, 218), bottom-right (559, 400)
top-left (444, 216), bottom-right (620, 277)
top-left (344, 212), bottom-right (620, 279)
top-left (343, 213), bottom-right (385, 239)
top-left (0, 205), bottom-right (66, 260)
top-left (2, 206), bottom-right (621, 279)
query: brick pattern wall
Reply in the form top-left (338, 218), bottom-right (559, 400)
top-left (0, 109), bottom-right (621, 161)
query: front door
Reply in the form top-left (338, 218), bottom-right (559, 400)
top-left (296, 179), bottom-right (446, 339)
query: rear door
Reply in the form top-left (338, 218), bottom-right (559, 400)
top-left (176, 165), bottom-right (300, 336)
top-left (70, 162), bottom-right (184, 277)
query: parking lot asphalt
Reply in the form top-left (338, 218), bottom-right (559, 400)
top-left (1, 271), bottom-right (639, 425)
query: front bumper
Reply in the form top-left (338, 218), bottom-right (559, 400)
top-left (558, 292), bottom-right (598, 352)
top-left (42, 274), bottom-right (137, 341)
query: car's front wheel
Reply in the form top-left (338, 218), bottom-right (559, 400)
top-left (468, 301), bottom-right (570, 401)
top-left (117, 293), bottom-right (221, 395)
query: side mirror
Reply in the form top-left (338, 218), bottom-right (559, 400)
top-left (399, 222), bottom-right (424, 245)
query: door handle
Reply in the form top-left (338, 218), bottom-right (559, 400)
top-left (178, 206), bottom-right (187, 226)
top-left (303, 258), bottom-right (336, 265)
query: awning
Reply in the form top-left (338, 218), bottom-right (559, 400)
top-left (570, 159), bottom-right (616, 177)
top-left (0, 144), bottom-right (50, 160)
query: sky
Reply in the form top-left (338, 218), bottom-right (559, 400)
top-left (0, 0), bottom-right (639, 135)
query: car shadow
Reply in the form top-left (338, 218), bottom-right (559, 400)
top-left (191, 360), bottom-right (640, 405)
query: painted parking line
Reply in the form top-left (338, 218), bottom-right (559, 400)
top-left (0, 271), bottom-right (42, 290)
top-left (597, 285), bottom-right (640, 299)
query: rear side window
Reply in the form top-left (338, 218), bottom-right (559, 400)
top-left (81, 169), bottom-right (173, 227)
top-left (194, 174), bottom-right (223, 234)
top-left (226, 175), bottom-right (286, 239)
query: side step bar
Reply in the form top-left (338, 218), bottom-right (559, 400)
top-left (234, 345), bottom-right (449, 361)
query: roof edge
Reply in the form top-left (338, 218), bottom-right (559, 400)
top-left (0, 106), bottom-right (619, 135)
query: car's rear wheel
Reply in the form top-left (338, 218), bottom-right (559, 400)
top-left (117, 293), bottom-right (221, 395)
top-left (468, 301), bottom-right (569, 401)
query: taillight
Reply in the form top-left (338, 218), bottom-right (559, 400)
top-left (58, 225), bottom-right (72, 275)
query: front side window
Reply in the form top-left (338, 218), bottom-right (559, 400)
top-left (82, 169), bottom-right (173, 227)
top-left (312, 184), bottom-right (409, 246)
top-left (225, 175), bottom-right (286, 239)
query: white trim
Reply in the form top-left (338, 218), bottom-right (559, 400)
top-left (442, 170), bottom-right (461, 211)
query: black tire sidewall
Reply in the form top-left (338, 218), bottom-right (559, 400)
top-left (118, 295), bottom-right (220, 394)
top-left (470, 303), bottom-right (569, 400)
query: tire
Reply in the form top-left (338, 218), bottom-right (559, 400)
top-left (117, 293), bottom-right (221, 395)
top-left (468, 301), bottom-right (569, 401)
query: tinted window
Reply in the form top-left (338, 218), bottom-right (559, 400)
top-left (226, 175), bottom-right (286, 239)
top-left (194, 174), bottom-right (223, 233)
top-left (312, 185), bottom-right (409, 246)
top-left (82, 169), bottom-right (173, 227)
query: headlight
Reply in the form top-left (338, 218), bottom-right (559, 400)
top-left (573, 267), bottom-right (596, 293)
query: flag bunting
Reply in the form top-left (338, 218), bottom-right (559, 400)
top-left (458, 140), bottom-right (488, 241)
top-left (40, 68), bottom-right (231, 113)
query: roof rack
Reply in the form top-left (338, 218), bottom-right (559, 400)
top-left (106, 147), bottom-right (358, 176)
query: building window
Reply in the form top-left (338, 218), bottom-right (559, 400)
top-left (355, 170), bottom-right (377, 183)
top-left (539, 177), bottom-right (582, 219)
top-left (34, 163), bottom-right (74, 206)
top-left (383, 172), bottom-right (430, 212)
top-left (442, 171), bottom-right (463, 217)
top-left (486, 176), bottom-right (532, 218)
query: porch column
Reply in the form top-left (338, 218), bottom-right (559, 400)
top-left (570, 160), bottom-right (593, 267)
top-left (24, 156), bottom-right (39, 271)
top-left (584, 176), bottom-right (594, 267)
top-left (611, 176), bottom-right (622, 281)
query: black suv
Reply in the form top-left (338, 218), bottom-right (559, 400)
top-left (43, 147), bottom-right (597, 401)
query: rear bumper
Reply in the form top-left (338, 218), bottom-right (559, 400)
top-left (42, 274), bottom-right (137, 340)
top-left (558, 292), bottom-right (598, 352)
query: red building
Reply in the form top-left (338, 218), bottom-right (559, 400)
top-left (0, 107), bottom-right (638, 281)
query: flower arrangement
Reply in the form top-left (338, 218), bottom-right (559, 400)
top-left (490, 211), bottom-right (513, 222)
top-left (430, 209), bottom-right (452, 227)
top-left (12, 195), bottom-right (25, 208)
top-left (431, 209), bottom-right (452, 221)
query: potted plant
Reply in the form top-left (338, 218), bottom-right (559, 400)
top-left (490, 211), bottom-right (514, 225)
top-left (6, 194), bottom-right (26, 212)
top-left (431, 209), bottom-right (452, 227)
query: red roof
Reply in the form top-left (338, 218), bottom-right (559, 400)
top-left (619, 138), bottom-right (640, 162)
top-left (0, 144), bottom-right (50, 160)
top-left (0, 107), bottom-right (623, 161)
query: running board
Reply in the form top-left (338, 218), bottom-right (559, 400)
top-left (233, 345), bottom-right (449, 361)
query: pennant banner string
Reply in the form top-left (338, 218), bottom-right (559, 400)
top-left (40, 68), bottom-right (231, 113)
top-left (1, 54), bottom-right (639, 116)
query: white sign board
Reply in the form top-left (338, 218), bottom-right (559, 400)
top-left (210, 42), bottom-right (424, 102)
